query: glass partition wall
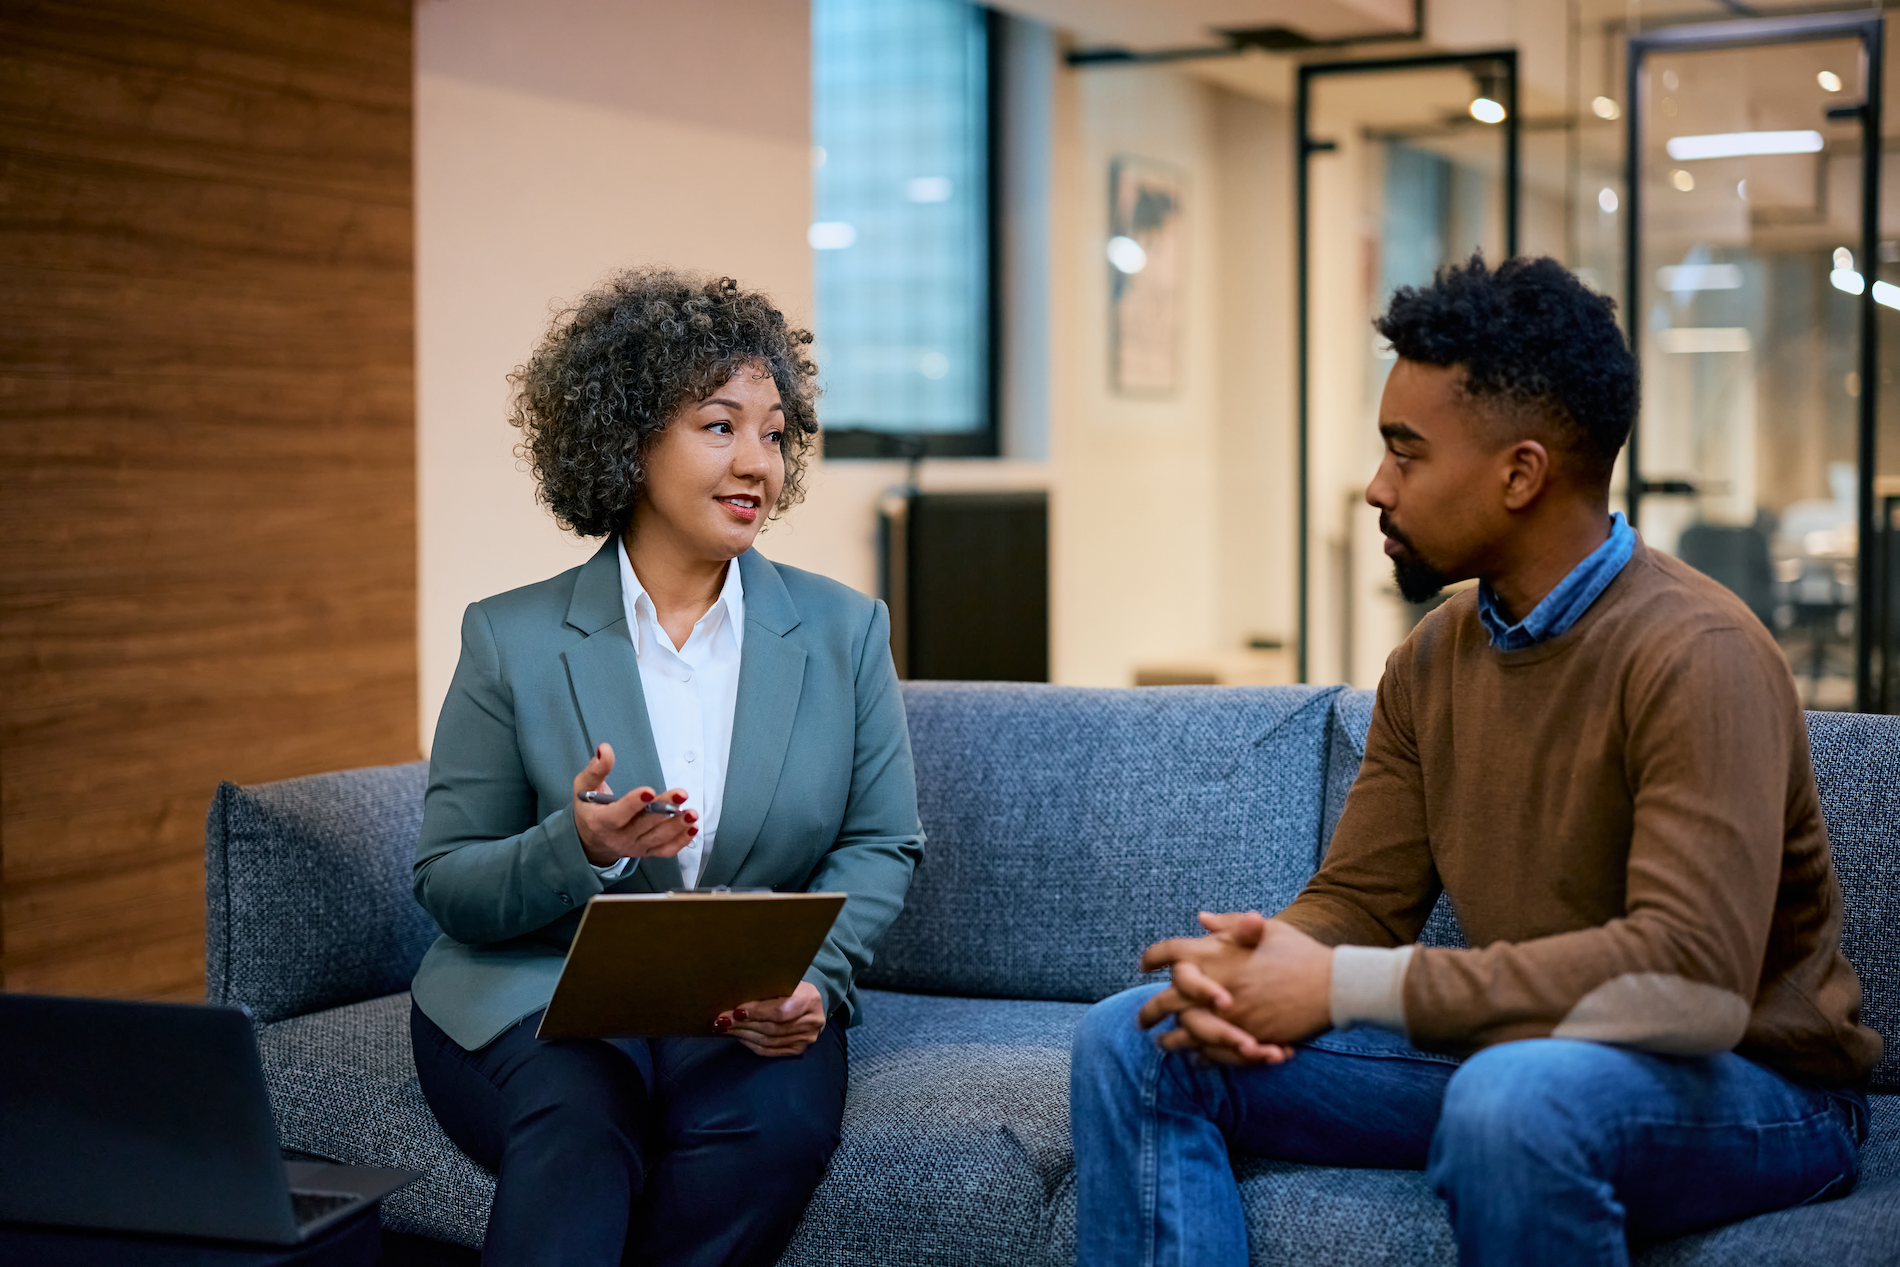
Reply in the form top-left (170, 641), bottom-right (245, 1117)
top-left (1297, 53), bottom-right (1522, 686)
top-left (1627, 14), bottom-right (1888, 711)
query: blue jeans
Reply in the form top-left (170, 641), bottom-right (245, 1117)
top-left (1070, 984), bottom-right (1866, 1267)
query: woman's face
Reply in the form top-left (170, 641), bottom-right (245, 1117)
top-left (631, 363), bottom-right (788, 563)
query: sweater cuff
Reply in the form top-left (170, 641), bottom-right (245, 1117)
top-left (1330, 944), bottom-right (1416, 1033)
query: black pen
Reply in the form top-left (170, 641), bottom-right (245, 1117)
top-left (577, 791), bottom-right (681, 816)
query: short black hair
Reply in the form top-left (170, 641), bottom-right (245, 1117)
top-left (1374, 254), bottom-right (1637, 484)
top-left (509, 268), bottom-right (819, 539)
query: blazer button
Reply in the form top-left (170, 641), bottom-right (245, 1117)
top-left (558, 893), bottom-right (572, 906)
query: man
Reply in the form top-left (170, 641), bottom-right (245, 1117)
top-left (1070, 256), bottom-right (1879, 1266)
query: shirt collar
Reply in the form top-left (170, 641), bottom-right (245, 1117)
top-left (616, 537), bottom-right (747, 659)
top-left (1476, 512), bottom-right (1636, 652)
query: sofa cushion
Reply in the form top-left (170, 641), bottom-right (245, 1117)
top-left (260, 987), bottom-right (1896, 1265)
top-left (868, 683), bottom-right (1344, 1002)
top-left (255, 988), bottom-right (1088, 1260)
top-left (207, 762), bottom-right (437, 1024)
top-left (1805, 712), bottom-right (1900, 1091)
top-left (257, 992), bottom-right (490, 1248)
top-left (782, 991), bottom-right (1089, 1267)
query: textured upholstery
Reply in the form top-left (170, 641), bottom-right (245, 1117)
top-left (206, 762), bottom-right (436, 1024)
top-left (209, 684), bottom-right (1900, 1263)
top-left (1804, 712), bottom-right (1900, 1091)
top-left (781, 992), bottom-right (1086, 1267)
top-left (259, 993), bottom-right (492, 1248)
top-left (866, 682), bottom-right (1343, 1002)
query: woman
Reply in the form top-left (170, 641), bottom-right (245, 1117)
top-left (409, 269), bottom-right (923, 1267)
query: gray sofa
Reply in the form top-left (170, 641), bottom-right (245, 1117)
top-left (206, 683), bottom-right (1900, 1264)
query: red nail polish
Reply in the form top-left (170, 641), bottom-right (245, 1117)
top-left (735, 1008), bottom-right (748, 1021)
top-left (640, 791), bottom-right (654, 802)
top-left (713, 1018), bottom-right (731, 1031)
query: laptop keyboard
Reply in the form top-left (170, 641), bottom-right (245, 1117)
top-left (291, 1189), bottom-right (359, 1227)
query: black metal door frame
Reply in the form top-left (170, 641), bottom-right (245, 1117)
top-left (1295, 50), bottom-right (1521, 683)
top-left (1625, 12), bottom-right (1885, 709)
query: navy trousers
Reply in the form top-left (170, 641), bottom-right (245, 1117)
top-left (411, 1001), bottom-right (847, 1267)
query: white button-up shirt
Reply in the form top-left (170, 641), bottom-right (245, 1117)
top-left (592, 539), bottom-right (744, 889)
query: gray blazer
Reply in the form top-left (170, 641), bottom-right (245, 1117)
top-left (410, 540), bottom-right (924, 1050)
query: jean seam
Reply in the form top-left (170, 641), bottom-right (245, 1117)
top-left (1137, 1033), bottom-right (1162, 1267)
top-left (1303, 1045), bottom-right (1461, 1068)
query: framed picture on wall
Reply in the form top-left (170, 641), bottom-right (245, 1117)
top-left (1108, 156), bottom-right (1186, 396)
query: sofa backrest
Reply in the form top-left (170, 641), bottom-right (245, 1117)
top-left (206, 761), bottom-right (436, 1025)
top-left (1326, 691), bottom-right (1900, 1090)
top-left (860, 682), bottom-right (1343, 1002)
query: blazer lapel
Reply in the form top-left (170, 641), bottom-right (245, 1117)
top-left (560, 538), bottom-right (683, 893)
top-left (699, 550), bottom-right (806, 888)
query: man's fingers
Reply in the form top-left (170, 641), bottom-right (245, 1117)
top-left (1136, 987), bottom-right (1190, 1029)
top-left (1230, 911), bottom-right (1270, 948)
top-left (1139, 936), bottom-right (1208, 972)
top-left (1175, 1006), bottom-right (1274, 1058)
top-left (1170, 961), bottom-right (1232, 1010)
top-left (1197, 910), bottom-right (1268, 948)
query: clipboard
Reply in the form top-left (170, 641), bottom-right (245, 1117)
top-left (535, 892), bottom-right (846, 1040)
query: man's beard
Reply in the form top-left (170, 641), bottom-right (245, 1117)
top-left (1381, 514), bottom-right (1449, 604)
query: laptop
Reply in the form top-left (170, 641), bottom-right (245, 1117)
top-left (0, 993), bottom-right (416, 1245)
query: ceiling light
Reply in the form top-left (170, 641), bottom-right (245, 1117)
top-left (1106, 236), bottom-right (1147, 274)
top-left (1469, 97), bottom-right (1506, 124)
top-left (1666, 130), bottom-right (1824, 160)
top-left (1819, 71), bottom-right (1843, 93)
top-left (1835, 247), bottom-right (1855, 270)
top-left (1598, 187), bottom-right (1619, 213)
top-left (1672, 169), bottom-right (1696, 192)
top-left (1591, 96), bottom-right (1621, 120)
top-left (1829, 266), bottom-right (1900, 311)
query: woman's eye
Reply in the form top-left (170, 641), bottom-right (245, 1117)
top-left (707, 421), bottom-right (733, 434)
top-left (766, 430), bottom-right (784, 445)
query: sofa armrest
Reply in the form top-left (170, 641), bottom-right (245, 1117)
top-left (207, 761), bottom-right (435, 1024)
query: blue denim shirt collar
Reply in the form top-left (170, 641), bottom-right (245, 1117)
top-left (1476, 512), bottom-right (1635, 651)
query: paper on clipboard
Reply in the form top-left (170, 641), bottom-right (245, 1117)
top-left (535, 892), bottom-right (846, 1040)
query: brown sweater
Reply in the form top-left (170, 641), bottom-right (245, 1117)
top-left (1281, 541), bottom-right (1881, 1087)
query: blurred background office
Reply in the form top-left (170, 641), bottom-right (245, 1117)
top-left (6, 0), bottom-right (1900, 1005)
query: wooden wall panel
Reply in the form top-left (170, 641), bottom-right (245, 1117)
top-left (0, 0), bottom-right (416, 1001)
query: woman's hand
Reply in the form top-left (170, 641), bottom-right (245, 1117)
top-left (571, 742), bottom-right (697, 868)
top-left (716, 981), bottom-right (826, 1058)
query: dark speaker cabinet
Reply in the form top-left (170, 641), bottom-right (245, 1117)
top-left (878, 491), bottom-right (1048, 682)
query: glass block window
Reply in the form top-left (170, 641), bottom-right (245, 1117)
top-left (812, 0), bottom-right (992, 453)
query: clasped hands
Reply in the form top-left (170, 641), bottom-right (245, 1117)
top-left (1137, 913), bottom-right (1334, 1065)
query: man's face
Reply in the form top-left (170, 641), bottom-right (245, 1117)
top-left (1364, 359), bottom-right (1510, 603)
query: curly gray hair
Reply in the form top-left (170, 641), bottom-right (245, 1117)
top-left (508, 267), bottom-right (820, 538)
